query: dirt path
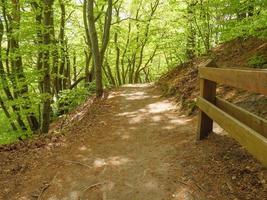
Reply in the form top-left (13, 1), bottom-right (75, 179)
top-left (1, 84), bottom-right (267, 200)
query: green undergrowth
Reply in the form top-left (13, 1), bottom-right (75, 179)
top-left (248, 54), bottom-right (267, 69)
top-left (0, 112), bottom-right (32, 145)
top-left (0, 83), bottom-right (96, 145)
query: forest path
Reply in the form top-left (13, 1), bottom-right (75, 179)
top-left (3, 84), bottom-right (265, 200)
top-left (46, 83), bottom-right (201, 200)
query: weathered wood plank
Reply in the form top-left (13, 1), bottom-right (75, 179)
top-left (197, 97), bottom-right (267, 167)
top-left (216, 97), bottom-right (267, 138)
top-left (199, 67), bottom-right (267, 95)
top-left (197, 60), bottom-right (217, 140)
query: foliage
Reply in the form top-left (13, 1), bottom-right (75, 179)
top-left (0, 0), bottom-right (266, 144)
top-left (53, 82), bottom-right (96, 116)
top-left (0, 111), bottom-right (31, 144)
top-left (248, 55), bottom-right (267, 69)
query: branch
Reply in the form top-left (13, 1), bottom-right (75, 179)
top-left (111, 17), bottom-right (148, 25)
top-left (69, 77), bottom-right (86, 89)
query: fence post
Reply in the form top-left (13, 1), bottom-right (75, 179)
top-left (197, 59), bottom-right (217, 140)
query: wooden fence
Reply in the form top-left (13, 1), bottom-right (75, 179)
top-left (196, 60), bottom-right (267, 166)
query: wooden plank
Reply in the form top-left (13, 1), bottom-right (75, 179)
top-left (199, 67), bottom-right (267, 95)
top-left (197, 97), bottom-right (267, 167)
top-left (216, 97), bottom-right (267, 138)
top-left (197, 60), bottom-right (217, 140)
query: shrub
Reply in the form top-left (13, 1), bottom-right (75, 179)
top-left (53, 82), bottom-right (96, 116)
top-left (248, 55), bottom-right (267, 69)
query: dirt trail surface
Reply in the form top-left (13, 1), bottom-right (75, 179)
top-left (1, 84), bottom-right (267, 200)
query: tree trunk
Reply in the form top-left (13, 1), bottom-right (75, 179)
top-left (31, 1), bottom-right (44, 93)
top-left (1, 0), bottom-right (11, 75)
top-left (9, 0), bottom-right (39, 131)
top-left (73, 51), bottom-right (77, 85)
top-left (87, 0), bottom-right (113, 97)
top-left (120, 23), bottom-right (131, 84)
top-left (114, 32), bottom-right (121, 85)
top-left (186, 2), bottom-right (196, 60)
top-left (0, 18), bottom-right (17, 131)
top-left (58, 0), bottom-right (66, 91)
top-left (41, 0), bottom-right (54, 133)
top-left (64, 43), bottom-right (71, 89)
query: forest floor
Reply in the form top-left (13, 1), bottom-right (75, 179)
top-left (1, 84), bottom-right (267, 200)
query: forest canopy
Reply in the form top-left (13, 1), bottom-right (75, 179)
top-left (0, 0), bottom-right (266, 143)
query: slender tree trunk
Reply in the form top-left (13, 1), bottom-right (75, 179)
top-left (84, 50), bottom-right (94, 85)
top-left (0, 18), bottom-right (17, 131)
top-left (87, 0), bottom-right (113, 97)
top-left (58, 0), bottom-right (66, 91)
top-left (9, 0), bottom-right (39, 131)
top-left (51, 29), bottom-right (59, 96)
top-left (133, 0), bottom-right (159, 83)
top-left (104, 58), bottom-right (116, 86)
top-left (1, 0), bottom-right (11, 75)
top-left (41, 0), bottom-right (54, 133)
top-left (73, 51), bottom-right (77, 85)
top-left (121, 23), bottom-right (131, 84)
top-left (64, 43), bottom-right (71, 88)
top-left (186, 2), bottom-right (196, 59)
top-left (32, 1), bottom-right (44, 93)
top-left (114, 32), bottom-right (121, 85)
top-left (83, 0), bottom-right (94, 86)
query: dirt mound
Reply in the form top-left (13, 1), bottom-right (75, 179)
top-left (157, 37), bottom-right (267, 118)
top-left (214, 37), bottom-right (267, 68)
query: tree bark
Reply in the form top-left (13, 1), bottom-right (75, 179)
top-left (87, 0), bottom-right (113, 97)
top-left (0, 18), bottom-right (17, 131)
top-left (31, 1), bottom-right (44, 93)
top-left (58, 0), bottom-right (66, 91)
top-left (41, 0), bottom-right (54, 133)
top-left (114, 5), bottom-right (122, 85)
top-left (9, 0), bottom-right (40, 131)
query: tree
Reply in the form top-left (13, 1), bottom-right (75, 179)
top-left (0, 0), bottom-right (266, 143)
top-left (41, 0), bottom-right (54, 133)
top-left (87, 0), bottom-right (113, 97)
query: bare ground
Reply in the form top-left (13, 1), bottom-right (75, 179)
top-left (1, 84), bottom-right (267, 200)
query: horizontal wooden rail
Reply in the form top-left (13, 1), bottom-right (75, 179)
top-left (197, 97), bottom-right (267, 166)
top-left (199, 67), bottom-right (267, 95)
top-left (216, 97), bottom-right (267, 138)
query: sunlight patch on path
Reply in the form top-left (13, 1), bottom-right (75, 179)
top-left (147, 100), bottom-right (177, 113)
top-left (93, 156), bottom-right (131, 168)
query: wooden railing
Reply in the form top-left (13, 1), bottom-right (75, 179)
top-left (196, 60), bottom-right (267, 166)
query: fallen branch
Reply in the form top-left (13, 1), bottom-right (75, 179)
top-left (60, 159), bottom-right (92, 169)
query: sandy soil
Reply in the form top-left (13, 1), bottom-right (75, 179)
top-left (0, 84), bottom-right (267, 200)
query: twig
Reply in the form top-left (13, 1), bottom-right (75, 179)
top-left (79, 182), bottom-right (107, 200)
top-left (176, 180), bottom-right (191, 187)
top-left (82, 182), bottom-right (105, 193)
top-left (37, 184), bottom-right (50, 200)
top-left (191, 178), bottom-right (204, 192)
top-left (60, 159), bottom-right (92, 169)
top-left (37, 173), bottom-right (58, 200)
top-left (176, 179), bottom-right (205, 194)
